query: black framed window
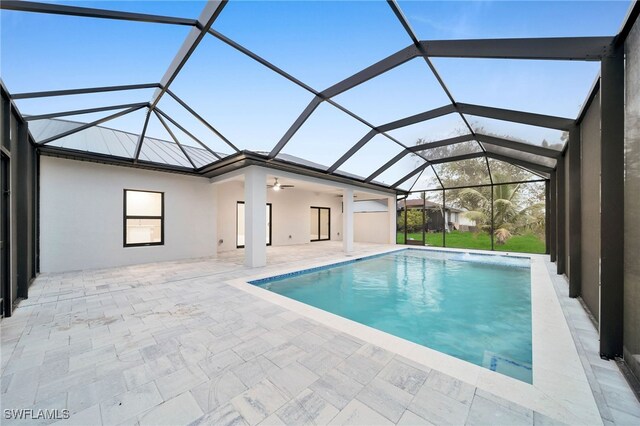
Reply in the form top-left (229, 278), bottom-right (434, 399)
top-left (124, 189), bottom-right (164, 247)
top-left (310, 207), bottom-right (330, 242)
top-left (236, 201), bottom-right (272, 248)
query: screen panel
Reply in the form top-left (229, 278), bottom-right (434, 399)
top-left (333, 58), bottom-right (451, 126)
top-left (336, 134), bottom-right (405, 180)
top-left (280, 102), bottom-right (371, 170)
top-left (444, 187), bottom-right (491, 250)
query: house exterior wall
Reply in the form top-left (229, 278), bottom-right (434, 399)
top-left (39, 157), bottom-right (217, 273)
top-left (581, 87), bottom-right (602, 321)
top-left (215, 180), bottom-right (344, 252)
top-left (623, 14), bottom-right (640, 379)
top-left (354, 212), bottom-right (390, 244)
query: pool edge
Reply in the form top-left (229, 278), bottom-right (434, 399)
top-left (227, 245), bottom-right (602, 425)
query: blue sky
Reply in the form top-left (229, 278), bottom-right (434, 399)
top-left (0, 0), bottom-right (632, 176)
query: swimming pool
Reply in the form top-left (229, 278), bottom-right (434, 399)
top-left (251, 249), bottom-right (533, 383)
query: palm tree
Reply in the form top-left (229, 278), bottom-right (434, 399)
top-left (455, 176), bottom-right (544, 244)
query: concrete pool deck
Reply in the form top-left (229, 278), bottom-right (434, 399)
top-left (1, 242), bottom-right (639, 425)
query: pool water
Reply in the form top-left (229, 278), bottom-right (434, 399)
top-left (253, 249), bottom-right (533, 383)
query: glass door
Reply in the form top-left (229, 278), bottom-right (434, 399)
top-left (236, 202), bottom-right (272, 248)
top-left (310, 207), bottom-right (330, 242)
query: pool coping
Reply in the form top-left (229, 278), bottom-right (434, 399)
top-left (227, 245), bottom-right (602, 425)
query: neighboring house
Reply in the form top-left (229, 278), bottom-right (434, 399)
top-left (398, 199), bottom-right (478, 232)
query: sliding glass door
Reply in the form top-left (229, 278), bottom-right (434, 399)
top-left (236, 202), bottom-right (272, 248)
top-left (310, 207), bottom-right (330, 242)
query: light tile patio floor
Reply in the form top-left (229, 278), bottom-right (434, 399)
top-left (0, 242), bottom-right (638, 425)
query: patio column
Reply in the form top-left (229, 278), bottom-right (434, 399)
top-left (244, 166), bottom-right (267, 268)
top-left (388, 195), bottom-right (396, 244)
top-left (343, 188), bottom-right (354, 253)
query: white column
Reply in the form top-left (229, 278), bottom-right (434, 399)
top-left (343, 188), bottom-right (354, 253)
top-left (388, 196), bottom-right (396, 244)
top-left (244, 167), bottom-right (267, 267)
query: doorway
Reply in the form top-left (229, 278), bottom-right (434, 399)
top-left (236, 202), bottom-right (272, 248)
top-left (310, 207), bottom-right (330, 242)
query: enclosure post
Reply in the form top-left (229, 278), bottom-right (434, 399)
top-left (569, 126), bottom-right (582, 298)
top-left (545, 180), bottom-right (550, 255)
top-left (442, 190), bottom-right (446, 247)
top-left (556, 157), bottom-right (566, 275)
top-left (549, 171), bottom-right (557, 262)
top-left (599, 46), bottom-right (625, 359)
top-left (343, 188), bottom-right (354, 253)
top-left (422, 193), bottom-right (426, 245)
top-left (490, 184), bottom-right (495, 251)
top-left (244, 166), bottom-right (267, 268)
top-left (403, 199), bottom-right (407, 244)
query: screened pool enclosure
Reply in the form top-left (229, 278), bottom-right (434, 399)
top-left (2, 0), bottom-right (618, 255)
top-left (1, 1), bottom-right (637, 359)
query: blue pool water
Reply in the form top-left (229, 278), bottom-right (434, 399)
top-left (252, 249), bottom-right (533, 383)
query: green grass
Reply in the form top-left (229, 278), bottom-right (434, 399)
top-left (397, 230), bottom-right (545, 254)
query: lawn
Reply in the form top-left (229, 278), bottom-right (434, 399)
top-left (397, 230), bottom-right (545, 254)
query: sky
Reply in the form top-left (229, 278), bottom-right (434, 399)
top-left (0, 0), bottom-right (632, 179)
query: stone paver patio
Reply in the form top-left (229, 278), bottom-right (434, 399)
top-left (1, 243), bottom-right (638, 425)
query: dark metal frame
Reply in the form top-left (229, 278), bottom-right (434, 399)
top-left (0, 0), bottom-right (605, 187)
top-left (310, 206), bottom-right (331, 242)
top-left (236, 201), bottom-right (272, 248)
top-left (399, 178), bottom-right (548, 253)
top-left (1, 0), bottom-right (636, 357)
top-left (599, 45), bottom-right (625, 359)
top-left (123, 189), bottom-right (165, 248)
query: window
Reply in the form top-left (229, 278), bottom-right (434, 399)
top-left (310, 207), bottom-right (330, 241)
top-left (236, 202), bottom-right (272, 248)
top-left (124, 189), bottom-right (164, 247)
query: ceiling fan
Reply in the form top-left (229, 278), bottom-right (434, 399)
top-left (267, 177), bottom-right (295, 191)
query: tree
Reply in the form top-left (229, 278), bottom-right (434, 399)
top-left (457, 181), bottom-right (544, 243)
top-left (410, 124), bottom-right (548, 242)
top-left (397, 208), bottom-right (427, 233)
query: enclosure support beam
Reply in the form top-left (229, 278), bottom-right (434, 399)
top-left (269, 97), bottom-right (323, 158)
top-left (545, 180), bottom-right (551, 255)
top-left (418, 37), bottom-right (613, 61)
top-left (599, 46), bottom-right (625, 359)
top-left (134, 110), bottom-right (151, 163)
top-left (24, 102), bottom-right (148, 122)
top-left (327, 130), bottom-right (376, 173)
top-left (343, 188), bottom-right (354, 253)
top-left (0, 1), bottom-right (197, 26)
top-left (39, 104), bottom-right (146, 145)
top-left (365, 151), bottom-right (410, 182)
top-left (556, 155), bottom-right (566, 275)
top-left (149, 0), bottom-right (227, 110)
top-left (11, 83), bottom-right (160, 100)
top-left (476, 133), bottom-right (561, 158)
top-left (457, 103), bottom-right (574, 131)
top-left (568, 126), bottom-right (582, 298)
top-left (549, 172), bottom-right (557, 262)
top-left (244, 166), bottom-right (267, 268)
top-left (490, 185), bottom-right (495, 251)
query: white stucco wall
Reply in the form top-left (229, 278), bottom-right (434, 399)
top-left (354, 212), bottom-right (390, 244)
top-left (216, 180), bottom-right (344, 252)
top-left (40, 157), bottom-right (217, 272)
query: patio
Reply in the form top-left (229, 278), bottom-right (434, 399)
top-left (1, 243), bottom-right (638, 425)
